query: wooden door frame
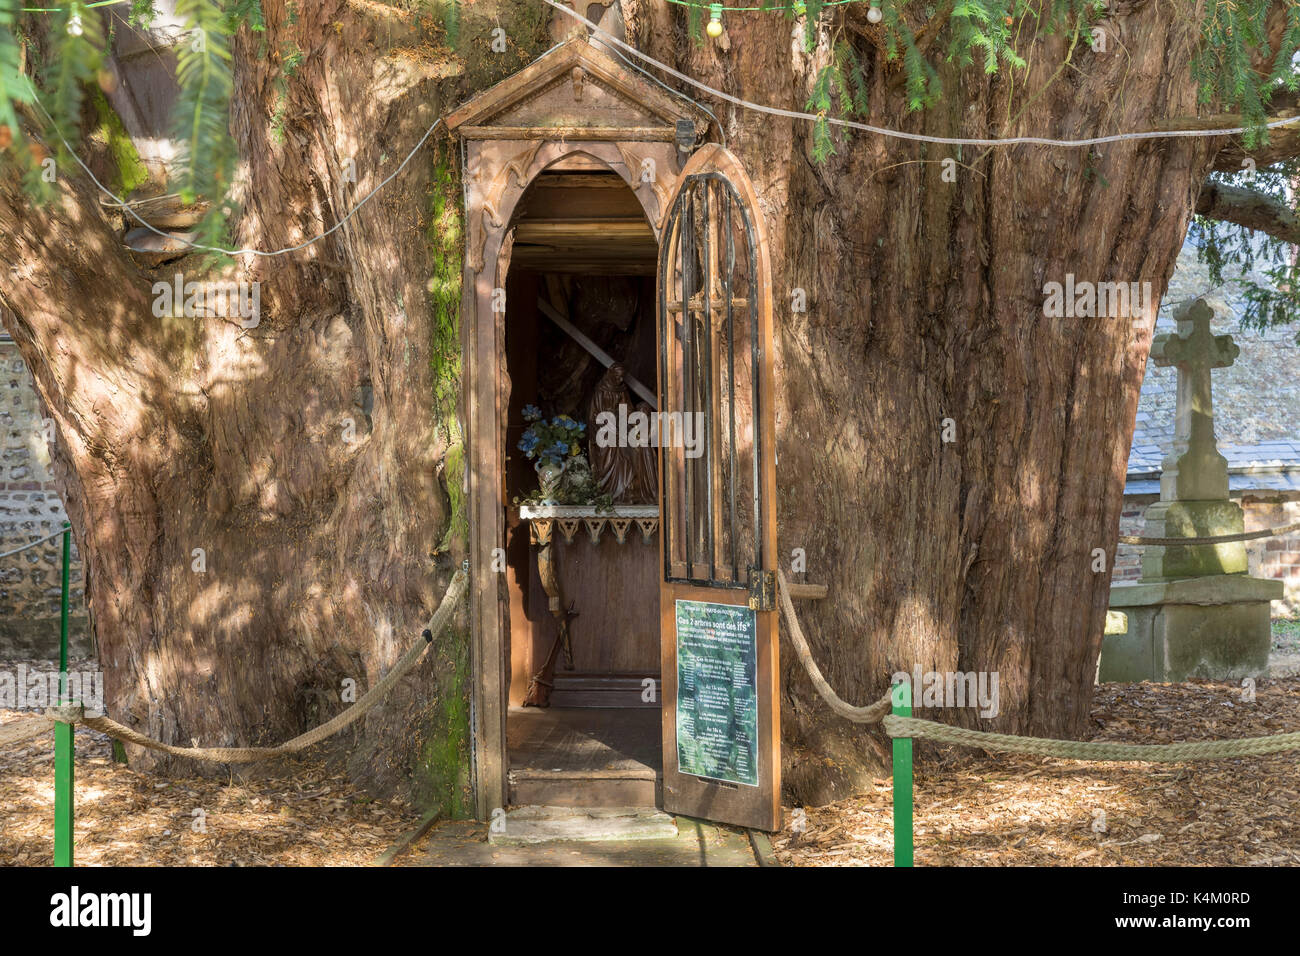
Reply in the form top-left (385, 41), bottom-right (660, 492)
top-left (461, 138), bottom-right (685, 819)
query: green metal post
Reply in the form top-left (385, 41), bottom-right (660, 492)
top-left (54, 522), bottom-right (73, 867)
top-left (892, 680), bottom-right (913, 867)
top-left (59, 523), bottom-right (70, 678)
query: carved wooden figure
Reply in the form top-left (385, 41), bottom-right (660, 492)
top-left (587, 363), bottom-right (657, 503)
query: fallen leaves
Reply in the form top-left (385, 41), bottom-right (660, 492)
top-left (0, 660), bottom-right (419, 867)
top-left (7, 665), bottom-right (1300, 867)
top-left (773, 677), bottom-right (1300, 867)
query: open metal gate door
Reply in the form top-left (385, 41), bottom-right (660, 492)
top-left (657, 145), bottom-right (781, 832)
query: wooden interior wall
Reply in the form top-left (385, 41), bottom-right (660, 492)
top-left (527, 537), bottom-right (659, 676)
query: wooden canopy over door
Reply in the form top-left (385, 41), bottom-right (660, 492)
top-left (657, 145), bottom-right (781, 832)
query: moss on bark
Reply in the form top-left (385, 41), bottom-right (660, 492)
top-left (88, 86), bottom-right (148, 196)
top-left (409, 624), bottom-right (474, 816)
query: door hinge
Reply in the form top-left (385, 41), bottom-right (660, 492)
top-left (747, 566), bottom-right (776, 612)
top-left (675, 118), bottom-right (697, 168)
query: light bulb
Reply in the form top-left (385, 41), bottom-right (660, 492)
top-left (707, 3), bottom-right (724, 37)
top-left (866, 4), bottom-right (883, 23)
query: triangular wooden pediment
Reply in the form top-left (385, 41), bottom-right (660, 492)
top-left (446, 39), bottom-right (710, 142)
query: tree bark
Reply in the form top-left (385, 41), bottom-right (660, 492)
top-left (1, 0), bottom-right (552, 810)
top-left (0, 0), bottom-right (1243, 809)
top-left (1196, 180), bottom-right (1300, 244)
top-left (620, 2), bottom-right (1216, 804)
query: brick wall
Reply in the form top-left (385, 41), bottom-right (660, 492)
top-left (1246, 496), bottom-right (1300, 616)
top-left (0, 339), bottom-right (91, 657)
top-left (1116, 492), bottom-right (1300, 617)
top-left (1114, 502), bottom-right (1146, 585)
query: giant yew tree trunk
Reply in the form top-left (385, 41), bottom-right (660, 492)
top-left (0, 0), bottom-right (1222, 809)
top-left (1, 0), bottom-right (555, 810)
top-left (618, 0), bottom-right (1216, 803)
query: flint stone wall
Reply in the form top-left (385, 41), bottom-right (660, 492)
top-left (0, 339), bottom-right (91, 658)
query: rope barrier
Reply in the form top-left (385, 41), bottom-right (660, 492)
top-left (774, 566), bottom-right (1300, 867)
top-left (0, 715), bottom-right (55, 748)
top-left (776, 568), bottom-right (892, 723)
top-left (883, 687), bottom-right (1300, 864)
top-left (777, 577), bottom-right (1300, 763)
top-left (47, 569), bottom-right (468, 763)
top-left (1119, 520), bottom-right (1300, 547)
top-left (0, 527), bottom-right (70, 560)
top-left (883, 713), bottom-right (1300, 761)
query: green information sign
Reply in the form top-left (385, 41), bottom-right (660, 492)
top-left (675, 599), bottom-right (759, 787)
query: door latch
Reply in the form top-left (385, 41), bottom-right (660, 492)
top-left (747, 566), bottom-right (776, 612)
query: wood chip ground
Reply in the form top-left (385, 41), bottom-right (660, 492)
top-left (5, 659), bottom-right (1299, 866)
top-left (774, 677), bottom-right (1300, 867)
top-left (0, 659), bottom-right (418, 867)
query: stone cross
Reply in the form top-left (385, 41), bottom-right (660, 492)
top-left (1150, 298), bottom-right (1239, 502)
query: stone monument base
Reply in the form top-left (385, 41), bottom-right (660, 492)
top-left (1140, 499), bottom-right (1248, 579)
top-left (1103, 575), bottom-right (1282, 682)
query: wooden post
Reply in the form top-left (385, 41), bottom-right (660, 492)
top-left (54, 522), bottom-right (73, 867)
top-left (892, 680), bottom-right (913, 868)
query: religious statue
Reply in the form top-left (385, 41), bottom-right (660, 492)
top-left (587, 363), bottom-right (658, 504)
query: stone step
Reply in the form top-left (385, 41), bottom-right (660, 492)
top-left (489, 805), bottom-right (677, 845)
top-left (509, 766), bottom-right (660, 808)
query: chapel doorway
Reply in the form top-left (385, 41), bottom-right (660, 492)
top-left (447, 37), bottom-right (778, 827)
top-left (501, 162), bottom-right (664, 808)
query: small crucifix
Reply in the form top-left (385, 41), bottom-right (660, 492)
top-left (1150, 298), bottom-right (1240, 502)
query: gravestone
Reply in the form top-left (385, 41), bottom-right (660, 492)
top-left (1103, 298), bottom-right (1283, 681)
top-left (1142, 298), bottom-right (1245, 579)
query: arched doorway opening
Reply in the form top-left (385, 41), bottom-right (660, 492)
top-left (501, 158), bottom-right (664, 808)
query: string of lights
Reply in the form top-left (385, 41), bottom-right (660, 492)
top-left (665, 0), bottom-right (862, 10)
top-left (545, 0), bottom-right (1300, 148)
top-left (27, 77), bottom-right (447, 258)
top-left (9, 0), bottom-right (1297, 260)
top-left (664, 0), bottom-right (884, 36)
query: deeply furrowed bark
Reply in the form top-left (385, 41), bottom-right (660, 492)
top-left (618, 2), bottom-right (1216, 803)
top-left (0, 0), bottom-right (1227, 808)
top-left (0, 0), bottom-right (552, 807)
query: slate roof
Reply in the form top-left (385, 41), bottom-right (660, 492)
top-left (1125, 242), bottom-right (1300, 495)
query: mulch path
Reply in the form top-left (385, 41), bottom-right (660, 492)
top-left (774, 677), bottom-right (1300, 866)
